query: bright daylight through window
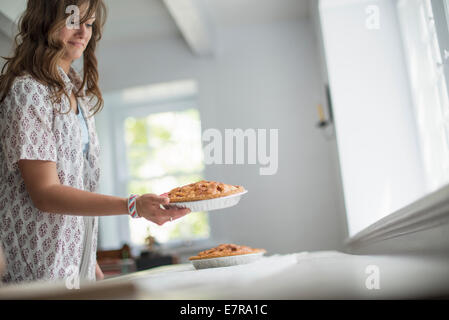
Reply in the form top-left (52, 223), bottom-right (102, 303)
top-left (124, 109), bottom-right (210, 245)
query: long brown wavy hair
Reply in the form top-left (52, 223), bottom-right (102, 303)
top-left (0, 0), bottom-right (107, 116)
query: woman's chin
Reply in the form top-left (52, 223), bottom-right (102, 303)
top-left (70, 52), bottom-right (84, 60)
top-left (62, 54), bottom-right (83, 65)
top-left (64, 48), bottom-right (84, 60)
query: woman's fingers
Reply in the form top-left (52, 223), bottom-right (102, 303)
top-left (150, 194), bottom-right (170, 204)
top-left (140, 193), bottom-right (170, 205)
top-left (136, 193), bottom-right (191, 225)
top-left (155, 207), bottom-right (191, 225)
top-left (158, 206), bottom-right (190, 218)
top-left (167, 207), bottom-right (191, 220)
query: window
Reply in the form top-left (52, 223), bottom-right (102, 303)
top-left (101, 79), bottom-right (211, 248)
top-left (319, 0), bottom-right (449, 236)
top-left (124, 108), bottom-right (210, 245)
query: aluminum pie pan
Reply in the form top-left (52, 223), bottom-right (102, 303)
top-left (190, 251), bottom-right (265, 270)
top-left (166, 190), bottom-right (248, 213)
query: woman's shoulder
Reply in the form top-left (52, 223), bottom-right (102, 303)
top-left (1, 73), bottom-right (52, 114)
top-left (9, 73), bottom-right (49, 97)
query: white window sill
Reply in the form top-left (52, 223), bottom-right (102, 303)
top-left (345, 184), bottom-right (449, 256)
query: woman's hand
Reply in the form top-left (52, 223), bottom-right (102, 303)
top-left (135, 194), bottom-right (191, 225)
top-left (95, 261), bottom-right (104, 281)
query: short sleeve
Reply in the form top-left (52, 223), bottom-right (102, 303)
top-left (0, 77), bottom-right (57, 172)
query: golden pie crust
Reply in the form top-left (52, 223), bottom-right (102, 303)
top-left (189, 244), bottom-right (266, 261)
top-left (167, 180), bottom-right (245, 203)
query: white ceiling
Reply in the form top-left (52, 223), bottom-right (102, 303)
top-left (200, 0), bottom-right (310, 27)
top-left (0, 0), bottom-right (311, 51)
top-left (101, 0), bottom-right (311, 43)
top-left (101, 0), bottom-right (179, 42)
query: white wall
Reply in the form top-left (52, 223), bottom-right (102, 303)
top-left (96, 18), bottom-right (348, 255)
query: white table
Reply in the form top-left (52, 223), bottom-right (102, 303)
top-left (1, 251), bottom-right (449, 299)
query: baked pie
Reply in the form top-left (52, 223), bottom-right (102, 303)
top-left (167, 180), bottom-right (245, 203)
top-left (189, 244), bottom-right (266, 261)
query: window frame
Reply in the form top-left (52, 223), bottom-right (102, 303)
top-left (431, 0), bottom-right (449, 96)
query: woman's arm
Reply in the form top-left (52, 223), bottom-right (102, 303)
top-left (95, 261), bottom-right (104, 281)
top-left (19, 159), bottom-right (128, 216)
top-left (18, 159), bottom-right (190, 224)
top-left (0, 246), bottom-right (5, 279)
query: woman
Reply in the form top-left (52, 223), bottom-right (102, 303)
top-left (0, 0), bottom-right (190, 284)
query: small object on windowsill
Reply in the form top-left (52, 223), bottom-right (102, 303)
top-left (144, 233), bottom-right (161, 253)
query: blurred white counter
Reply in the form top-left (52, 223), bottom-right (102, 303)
top-left (1, 251), bottom-right (449, 299)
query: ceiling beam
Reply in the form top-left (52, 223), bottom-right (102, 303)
top-left (0, 0), bottom-right (26, 40)
top-left (162, 0), bottom-right (215, 57)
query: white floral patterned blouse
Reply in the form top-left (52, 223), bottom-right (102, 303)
top-left (0, 66), bottom-right (101, 284)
